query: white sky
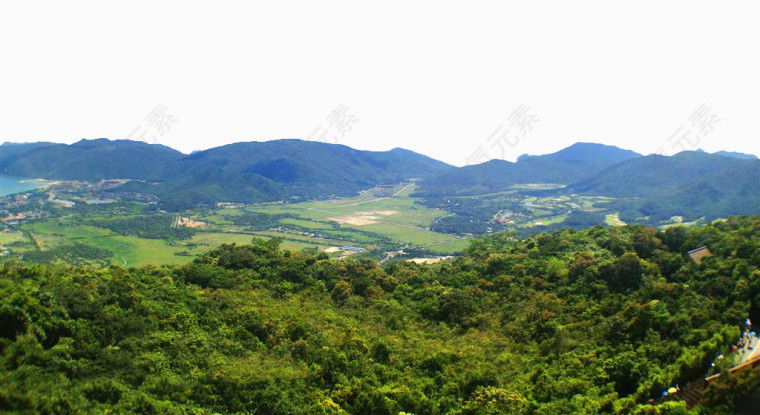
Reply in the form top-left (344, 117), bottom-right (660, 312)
top-left (1, 1), bottom-right (758, 166)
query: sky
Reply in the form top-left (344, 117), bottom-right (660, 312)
top-left (1, 1), bottom-right (758, 166)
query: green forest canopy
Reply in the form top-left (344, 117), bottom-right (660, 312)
top-left (1, 217), bottom-right (760, 414)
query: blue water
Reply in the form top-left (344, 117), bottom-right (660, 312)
top-left (0, 176), bottom-right (45, 197)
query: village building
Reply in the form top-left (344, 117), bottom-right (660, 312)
top-left (687, 246), bottom-right (711, 265)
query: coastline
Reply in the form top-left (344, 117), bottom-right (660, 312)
top-left (19, 178), bottom-right (50, 184)
top-left (0, 176), bottom-right (50, 197)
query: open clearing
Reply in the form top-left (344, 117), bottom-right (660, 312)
top-left (605, 213), bottom-right (626, 226)
top-left (245, 184), bottom-right (469, 254)
top-left (661, 216), bottom-right (705, 229)
top-left (329, 210), bottom-right (398, 226)
top-left (521, 212), bottom-right (569, 228)
top-left (3, 183), bottom-right (472, 267)
top-left (14, 219), bottom-right (332, 267)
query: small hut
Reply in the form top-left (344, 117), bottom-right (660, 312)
top-left (687, 246), bottom-right (711, 265)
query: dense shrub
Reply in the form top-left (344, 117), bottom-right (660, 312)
top-left (1, 216), bottom-right (758, 413)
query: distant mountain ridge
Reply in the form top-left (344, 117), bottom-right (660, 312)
top-left (713, 150), bottom-right (758, 160)
top-left (517, 142), bottom-right (641, 163)
top-left (571, 151), bottom-right (754, 197)
top-left (416, 143), bottom-right (759, 223)
top-left (150, 140), bottom-right (452, 208)
top-left (417, 143), bottom-right (642, 196)
top-left (571, 151), bottom-right (760, 221)
top-left (1, 139), bottom-right (452, 208)
top-left (0, 141), bottom-right (58, 167)
top-left (1, 139), bottom-right (183, 181)
top-left (1, 139), bottom-right (757, 220)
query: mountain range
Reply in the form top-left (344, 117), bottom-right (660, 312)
top-left (573, 151), bottom-right (760, 221)
top-left (415, 142), bottom-right (758, 222)
top-left (1, 139), bottom-right (451, 208)
top-left (1, 139), bottom-right (182, 181)
top-left (1, 139), bottom-right (758, 219)
top-left (417, 143), bottom-right (642, 196)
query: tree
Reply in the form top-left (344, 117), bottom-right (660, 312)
top-left (604, 252), bottom-right (644, 291)
top-left (331, 280), bottom-right (353, 305)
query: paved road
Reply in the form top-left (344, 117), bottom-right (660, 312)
top-left (392, 184), bottom-right (413, 197)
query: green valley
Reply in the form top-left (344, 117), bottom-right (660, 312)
top-left (0, 182), bottom-right (473, 267)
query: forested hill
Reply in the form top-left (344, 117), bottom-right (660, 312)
top-left (571, 151), bottom-right (759, 198)
top-left (1, 139), bottom-right (452, 208)
top-left (3, 139), bottom-right (757, 217)
top-left (2, 216), bottom-right (759, 414)
top-left (416, 143), bottom-right (641, 197)
top-left (0, 139), bottom-right (184, 181)
top-left (144, 140), bottom-right (452, 208)
top-left (713, 150), bottom-right (758, 160)
top-left (416, 147), bottom-right (760, 223)
top-left (574, 151), bottom-right (760, 222)
top-left (0, 142), bottom-right (58, 166)
top-left (517, 142), bottom-right (641, 164)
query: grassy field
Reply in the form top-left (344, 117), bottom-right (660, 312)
top-left (510, 183), bottom-right (567, 190)
top-left (190, 232), bottom-right (328, 252)
top-left (243, 184), bottom-right (468, 252)
top-left (0, 230), bottom-right (30, 246)
top-left (0, 230), bottom-right (35, 255)
top-left (1, 184), bottom-right (473, 267)
top-left (660, 216), bottom-right (705, 229)
top-left (605, 213), bottom-right (626, 226)
top-left (180, 183), bottom-right (470, 256)
top-left (11, 219), bottom-right (346, 267)
top-left (279, 218), bottom-right (334, 229)
top-left (2, 184), bottom-right (652, 267)
top-left (109, 236), bottom-right (193, 267)
top-left (520, 213), bottom-right (569, 228)
top-left (17, 221), bottom-right (191, 267)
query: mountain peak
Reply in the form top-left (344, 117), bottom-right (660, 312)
top-left (71, 138), bottom-right (154, 148)
top-left (72, 138), bottom-right (111, 147)
top-left (518, 142), bottom-right (641, 163)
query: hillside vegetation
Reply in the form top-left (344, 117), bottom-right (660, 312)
top-left (1, 139), bottom-right (452, 209)
top-left (2, 216), bottom-right (759, 414)
top-left (416, 143), bottom-right (641, 197)
top-left (417, 148), bottom-right (759, 227)
top-left (2, 140), bottom-right (757, 223)
top-left (572, 152), bottom-right (760, 222)
top-left (0, 139), bottom-right (183, 181)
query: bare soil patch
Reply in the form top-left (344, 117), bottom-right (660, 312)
top-left (329, 210), bottom-right (399, 226)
